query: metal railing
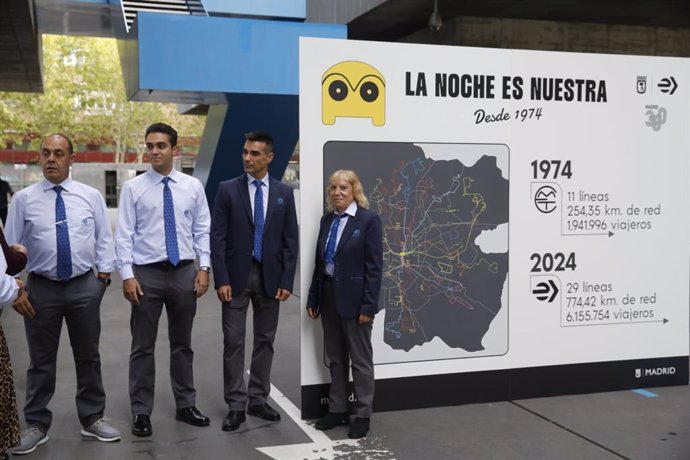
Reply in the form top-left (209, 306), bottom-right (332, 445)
top-left (122, 0), bottom-right (207, 32)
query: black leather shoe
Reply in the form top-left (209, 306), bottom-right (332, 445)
top-left (221, 410), bottom-right (246, 432)
top-left (132, 414), bottom-right (152, 437)
top-left (348, 417), bottom-right (370, 439)
top-left (175, 406), bottom-right (210, 427)
top-left (247, 403), bottom-right (281, 422)
top-left (314, 412), bottom-right (349, 430)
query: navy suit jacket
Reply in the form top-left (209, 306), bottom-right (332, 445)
top-left (307, 206), bottom-right (383, 318)
top-left (210, 174), bottom-right (298, 296)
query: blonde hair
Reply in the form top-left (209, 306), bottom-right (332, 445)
top-left (325, 169), bottom-right (369, 211)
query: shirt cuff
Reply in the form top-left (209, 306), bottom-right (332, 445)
top-left (198, 255), bottom-right (211, 268)
top-left (120, 264), bottom-right (134, 280)
top-left (96, 262), bottom-right (114, 274)
top-left (0, 274), bottom-right (19, 306)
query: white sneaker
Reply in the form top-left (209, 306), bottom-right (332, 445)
top-left (80, 418), bottom-right (121, 442)
top-left (10, 428), bottom-right (49, 455)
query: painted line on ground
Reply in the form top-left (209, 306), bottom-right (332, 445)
top-left (267, 380), bottom-right (331, 443)
top-left (256, 375), bottom-right (394, 459)
top-left (632, 389), bottom-right (658, 398)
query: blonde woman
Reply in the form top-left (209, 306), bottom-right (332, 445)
top-left (307, 170), bottom-right (383, 439)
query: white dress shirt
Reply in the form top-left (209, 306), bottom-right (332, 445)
top-left (5, 177), bottom-right (115, 281)
top-left (116, 168), bottom-right (211, 280)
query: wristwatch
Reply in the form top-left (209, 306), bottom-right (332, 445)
top-left (199, 266), bottom-right (211, 273)
top-left (99, 277), bottom-right (112, 286)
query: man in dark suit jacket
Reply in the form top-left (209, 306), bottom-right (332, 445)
top-left (210, 131), bottom-right (298, 432)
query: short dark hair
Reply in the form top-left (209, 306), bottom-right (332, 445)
top-left (146, 122), bottom-right (178, 146)
top-left (42, 133), bottom-right (74, 155)
top-left (245, 131), bottom-right (274, 152)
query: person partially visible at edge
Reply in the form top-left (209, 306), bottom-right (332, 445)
top-left (306, 169), bottom-right (383, 440)
top-left (210, 131), bottom-right (298, 432)
top-left (115, 122), bottom-right (212, 437)
top-left (5, 133), bottom-right (120, 455)
top-left (0, 228), bottom-right (28, 460)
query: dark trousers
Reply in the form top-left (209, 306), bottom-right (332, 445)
top-left (23, 272), bottom-right (107, 432)
top-left (222, 261), bottom-right (279, 410)
top-left (321, 278), bottom-right (375, 418)
top-left (129, 263), bottom-right (197, 416)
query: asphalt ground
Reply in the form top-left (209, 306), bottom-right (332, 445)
top-left (1, 268), bottom-right (688, 460)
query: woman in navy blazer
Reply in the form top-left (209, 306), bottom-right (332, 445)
top-left (307, 170), bottom-right (383, 439)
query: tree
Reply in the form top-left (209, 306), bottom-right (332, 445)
top-left (0, 35), bottom-right (205, 160)
top-left (0, 89), bottom-right (41, 149)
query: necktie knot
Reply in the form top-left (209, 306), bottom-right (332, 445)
top-left (162, 177), bottom-right (170, 185)
top-left (53, 185), bottom-right (63, 195)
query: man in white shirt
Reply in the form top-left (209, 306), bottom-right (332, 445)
top-left (116, 123), bottom-right (211, 437)
top-left (6, 134), bottom-right (120, 455)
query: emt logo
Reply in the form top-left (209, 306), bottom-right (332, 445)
top-left (322, 61), bottom-right (385, 126)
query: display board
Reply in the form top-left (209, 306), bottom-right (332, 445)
top-left (299, 38), bottom-right (689, 418)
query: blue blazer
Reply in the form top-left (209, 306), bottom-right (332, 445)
top-left (210, 174), bottom-right (298, 296)
top-left (307, 206), bottom-right (383, 318)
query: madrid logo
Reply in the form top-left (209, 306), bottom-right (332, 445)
top-left (644, 105), bottom-right (667, 132)
top-left (321, 61), bottom-right (385, 126)
top-left (636, 367), bottom-right (676, 377)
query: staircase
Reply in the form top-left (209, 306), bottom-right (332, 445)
top-left (121, 0), bottom-right (206, 32)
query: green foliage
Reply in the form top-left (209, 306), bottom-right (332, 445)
top-left (0, 35), bottom-right (205, 161)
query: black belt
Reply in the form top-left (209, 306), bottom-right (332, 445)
top-left (29, 270), bottom-right (91, 283)
top-left (323, 274), bottom-right (334, 282)
top-left (143, 259), bottom-right (194, 271)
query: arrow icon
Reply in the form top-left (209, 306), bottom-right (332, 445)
top-left (562, 231), bottom-right (612, 237)
top-left (532, 279), bottom-right (559, 302)
top-left (562, 318), bottom-right (669, 328)
top-left (658, 76), bottom-right (678, 95)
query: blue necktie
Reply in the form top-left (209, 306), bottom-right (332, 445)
top-left (54, 185), bottom-right (72, 281)
top-left (253, 180), bottom-right (264, 262)
top-left (163, 177), bottom-right (180, 266)
top-left (324, 214), bottom-right (344, 265)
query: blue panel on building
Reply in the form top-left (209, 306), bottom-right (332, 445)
top-left (203, 0), bottom-right (305, 20)
top-left (199, 95), bottom-right (299, 207)
top-left (133, 13), bottom-right (345, 101)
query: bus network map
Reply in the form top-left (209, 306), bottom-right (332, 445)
top-left (324, 142), bottom-right (509, 355)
